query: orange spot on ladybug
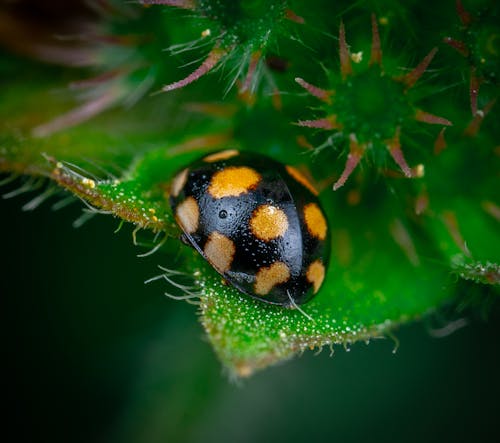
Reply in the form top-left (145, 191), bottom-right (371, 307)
top-left (304, 203), bottom-right (327, 240)
top-left (203, 149), bottom-right (239, 163)
top-left (171, 168), bottom-right (189, 198)
top-left (285, 165), bottom-right (319, 196)
top-left (208, 166), bottom-right (261, 198)
top-left (250, 205), bottom-right (289, 241)
top-left (254, 261), bottom-right (291, 295)
top-left (306, 260), bottom-right (325, 293)
top-left (175, 196), bottom-right (199, 234)
top-left (204, 231), bottom-right (236, 274)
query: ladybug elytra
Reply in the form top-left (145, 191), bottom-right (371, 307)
top-left (169, 149), bottom-right (330, 306)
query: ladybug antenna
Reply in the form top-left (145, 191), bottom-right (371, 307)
top-left (286, 290), bottom-right (315, 322)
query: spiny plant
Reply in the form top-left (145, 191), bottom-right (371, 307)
top-left (140, 0), bottom-right (305, 95)
top-left (0, 0), bottom-right (498, 378)
top-left (443, 0), bottom-right (499, 135)
top-left (295, 14), bottom-right (452, 189)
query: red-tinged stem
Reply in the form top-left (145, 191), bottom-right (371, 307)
top-left (469, 67), bottom-right (480, 116)
top-left (32, 90), bottom-right (119, 138)
top-left (295, 77), bottom-right (332, 103)
top-left (402, 47), bottom-right (438, 89)
top-left (90, 34), bottom-right (138, 46)
top-left (456, 0), bottom-right (472, 26)
top-left (140, 0), bottom-right (195, 9)
top-left (238, 88), bottom-right (256, 106)
top-left (482, 201), bottom-right (500, 223)
top-left (296, 135), bottom-right (314, 150)
top-left (464, 99), bottom-right (497, 136)
top-left (415, 109), bottom-right (452, 126)
top-left (389, 148), bottom-right (412, 178)
top-left (369, 13), bottom-right (382, 66)
top-left (162, 47), bottom-right (226, 92)
top-left (285, 9), bottom-right (305, 24)
top-left (443, 37), bottom-right (469, 57)
top-left (442, 210), bottom-right (470, 256)
top-left (33, 43), bottom-right (98, 67)
top-left (339, 22), bottom-right (352, 80)
top-left (271, 88), bottom-right (283, 111)
top-left (241, 51), bottom-right (261, 93)
top-left (296, 117), bottom-right (337, 130)
top-left (415, 191), bottom-right (429, 215)
top-left (183, 102), bottom-right (238, 118)
top-left (434, 128), bottom-right (447, 155)
top-left (69, 69), bottom-right (124, 89)
top-left (386, 127), bottom-right (412, 177)
top-left (333, 134), bottom-right (364, 190)
top-left (389, 219), bottom-right (420, 266)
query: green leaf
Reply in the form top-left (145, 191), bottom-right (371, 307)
top-left (1, 91), bottom-right (459, 376)
top-left (1, 1), bottom-right (499, 377)
top-left (196, 182), bottom-right (457, 376)
top-left (13, 117), bottom-right (463, 377)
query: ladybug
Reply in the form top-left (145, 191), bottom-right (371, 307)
top-left (169, 149), bottom-right (330, 306)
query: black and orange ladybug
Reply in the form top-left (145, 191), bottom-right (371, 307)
top-left (169, 149), bottom-right (330, 306)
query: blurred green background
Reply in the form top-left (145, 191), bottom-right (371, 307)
top-left (2, 192), bottom-right (499, 443)
top-left (1, 0), bottom-right (499, 441)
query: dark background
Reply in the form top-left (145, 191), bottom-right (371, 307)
top-left (1, 186), bottom-right (499, 443)
top-left (2, 0), bottom-right (499, 441)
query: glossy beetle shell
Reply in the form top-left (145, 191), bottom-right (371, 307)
top-left (169, 149), bottom-right (330, 306)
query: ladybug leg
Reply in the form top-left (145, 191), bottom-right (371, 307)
top-left (180, 232), bottom-right (191, 246)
